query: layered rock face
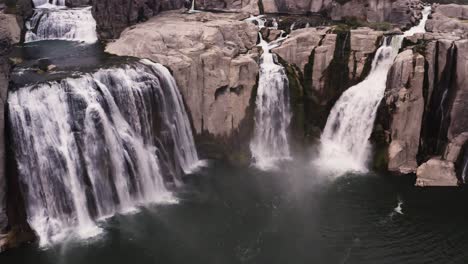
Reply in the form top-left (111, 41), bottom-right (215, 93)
top-left (330, 0), bottom-right (423, 29)
top-left (384, 50), bottom-right (425, 174)
top-left (381, 4), bottom-right (468, 186)
top-left (106, 11), bottom-right (259, 162)
top-left (92, 0), bottom-right (186, 39)
top-left (196, 0), bottom-right (423, 29)
top-left (426, 4), bottom-right (468, 38)
top-left (272, 26), bottom-right (382, 136)
top-left (195, 0), bottom-right (259, 13)
top-left (0, 10), bottom-right (21, 250)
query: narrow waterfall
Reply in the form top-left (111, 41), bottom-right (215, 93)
top-left (250, 35), bottom-right (292, 170)
top-left (188, 0), bottom-right (200, 13)
top-left (8, 60), bottom-right (200, 246)
top-left (316, 6), bottom-right (431, 174)
top-left (25, 7), bottom-right (97, 43)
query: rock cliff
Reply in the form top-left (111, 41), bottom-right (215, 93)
top-left (0, 10), bottom-right (30, 251)
top-left (379, 4), bottom-right (468, 186)
top-left (272, 26), bottom-right (382, 138)
top-left (106, 11), bottom-right (259, 163)
top-left (92, 0), bottom-right (186, 39)
top-left (195, 0), bottom-right (423, 29)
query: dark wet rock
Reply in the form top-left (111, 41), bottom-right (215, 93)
top-left (0, 10), bottom-right (22, 251)
top-left (65, 0), bottom-right (91, 7)
top-left (92, 0), bottom-right (186, 39)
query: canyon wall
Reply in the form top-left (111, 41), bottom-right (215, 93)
top-left (196, 0), bottom-right (423, 29)
top-left (92, 0), bottom-right (186, 39)
top-left (379, 4), bottom-right (468, 186)
top-left (106, 11), bottom-right (259, 163)
top-left (0, 9), bottom-right (27, 251)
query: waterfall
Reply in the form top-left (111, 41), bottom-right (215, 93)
top-left (8, 60), bottom-right (200, 246)
top-left (188, 0), bottom-right (200, 13)
top-left (250, 34), bottom-right (292, 170)
top-left (25, 7), bottom-right (97, 43)
top-left (315, 6), bottom-right (431, 174)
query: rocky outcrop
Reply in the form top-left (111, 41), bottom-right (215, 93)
top-left (92, 0), bottom-right (186, 39)
top-left (416, 158), bottom-right (458, 186)
top-left (384, 50), bottom-right (425, 174)
top-left (377, 4), bottom-right (468, 186)
top-left (195, 0), bottom-right (259, 14)
top-left (0, 10), bottom-right (22, 251)
top-left (426, 4), bottom-right (468, 38)
top-left (195, 0), bottom-right (423, 29)
top-left (272, 26), bottom-right (382, 137)
top-left (330, 0), bottom-right (423, 30)
top-left (348, 27), bottom-right (383, 81)
top-left (106, 11), bottom-right (259, 162)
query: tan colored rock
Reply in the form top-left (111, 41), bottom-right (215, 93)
top-left (385, 50), bottom-right (425, 174)
top-left (444, 132), bottom-right (468, 163)
top-left (447, 39), bottom-right (468, 142)
top-left (348, 27), bottom-right (383, 81)
top-left (416, 158), bottom-right (458, 187)
top-left (272, 27), bottom-right (330, 72)
top-left (426, 4), bottom-right (468, 39)
top-left (196, 0), bottom-right (259, 14)
top-left (311, 33), bottom-right (335, 94)
top-left (106, 11), bottom-right (259, 137)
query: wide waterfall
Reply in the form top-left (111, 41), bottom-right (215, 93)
top-left (8, 60), bottom-right (200, 246)
top-left (25, 7), bottom-right (97, 43)
top-left (250, 35), bottom-right (292, 170)
top-left (316, 6), bottom-right (431, 174)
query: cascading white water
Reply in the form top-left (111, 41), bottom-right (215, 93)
top-left (25, 7), bottom-right (97, 43)
top-left (188, 0), bottom-right (200, 13)
top-left (250, 34), bottom-right (292, 170)
top-left (315, 6), bottom-right (431, 175)
top-left (8, 60), bottom-right (200, 246)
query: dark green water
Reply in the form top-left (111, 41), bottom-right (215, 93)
top-left (2, 160), bottom-right (468, 264)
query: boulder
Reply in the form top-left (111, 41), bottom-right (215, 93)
top-left (384, 50), bottom-right (425, 174)
top-left (416, 158), bottom-right (458, 187)
top-left (106, 11), bottom-right (259, 161)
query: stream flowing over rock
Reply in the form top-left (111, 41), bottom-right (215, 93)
top-left (25, 7), bottom-right (97, 43)
top-left (250, 36), bottom-right (291, 170)
top-left (8, 60), bottom-right (200, 246)
top-left (315, 6), bottom-right (431, 175)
